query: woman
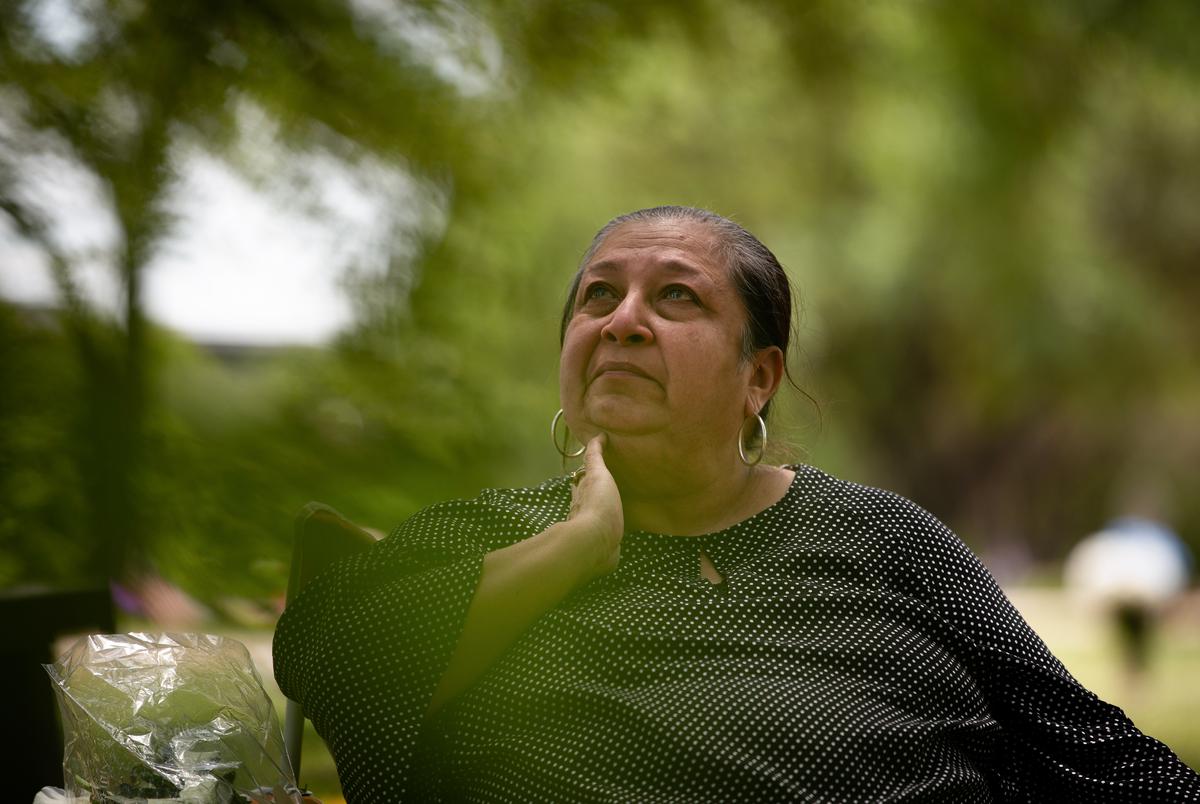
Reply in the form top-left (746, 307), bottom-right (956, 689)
top-left (274, 206), bottom-right (1200, 802)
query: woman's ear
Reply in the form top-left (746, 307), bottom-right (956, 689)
top-left (745, 346), bottom-right (785, 417)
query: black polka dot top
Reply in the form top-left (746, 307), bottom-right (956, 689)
top-left (274, 465), bottom-right (1200, 802)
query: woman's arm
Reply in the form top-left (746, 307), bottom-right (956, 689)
top-left (884, 491), bottom-right (1200, 798)
top-left (425, 435), bottom-right (622, 717)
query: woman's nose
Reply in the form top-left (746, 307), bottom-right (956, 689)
top-left (600, 295), bottom-right (654, 345)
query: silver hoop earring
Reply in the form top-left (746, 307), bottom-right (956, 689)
top-left (551, 408), bottom-right (586, 459)
top-left (738, 413), bottom-right (767, 467)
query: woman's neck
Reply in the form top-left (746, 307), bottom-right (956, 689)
top-left (603, 436), bottom-right (792, 536)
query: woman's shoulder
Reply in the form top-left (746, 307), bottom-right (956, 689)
top-left (382, 474), bottom-right (573, 548)
top-left (473, 475), bottom-right (574, 530)
top-left (790, 464), bottom-right (1024, 625)
top-left (788, 463), bottom-right (939, 521)
top-left (787, 463), bottom-right (965, 554)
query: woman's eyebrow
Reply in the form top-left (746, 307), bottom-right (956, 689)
top-left (656, 260), bottom-right (709, 280)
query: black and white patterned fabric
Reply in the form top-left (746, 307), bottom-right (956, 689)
top-left (273, 464), bottom-right (1200, 802)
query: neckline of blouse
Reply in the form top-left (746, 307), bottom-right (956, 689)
top-left (622, 464), bottom-right (808, 545)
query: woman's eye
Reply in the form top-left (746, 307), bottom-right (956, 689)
top-left (662, 286), bottom-right (696, 302)
top-left (583, 284), bottom-right (616, 302)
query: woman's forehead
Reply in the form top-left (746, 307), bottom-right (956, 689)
top-left (585, 219), bottom-right (727, 280)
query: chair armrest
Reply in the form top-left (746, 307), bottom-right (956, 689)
top-left (285, 502), bottom-right (378, 606)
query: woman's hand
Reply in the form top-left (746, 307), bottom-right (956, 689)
top-left (567, 434), bottom-right (624, 582)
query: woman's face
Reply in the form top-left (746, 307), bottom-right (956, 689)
top-left (559, 219), bottom-right (760, 452)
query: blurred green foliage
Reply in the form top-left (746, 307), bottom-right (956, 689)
top-left (2, 0), bottom-right (1200, 606)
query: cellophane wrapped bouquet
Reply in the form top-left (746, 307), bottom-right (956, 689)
top-left (44, 633), bottom-right (301, 803)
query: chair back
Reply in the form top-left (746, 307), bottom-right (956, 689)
top-left (282, 502), bottom-right (378, 786)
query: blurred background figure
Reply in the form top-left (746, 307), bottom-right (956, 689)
top-left (110, 573), bottom-right (211, 629)
top-left (1065, 518), bottom-right (1192, 686)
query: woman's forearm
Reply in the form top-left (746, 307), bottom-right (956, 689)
top-left (426, 437), bottom-right (621, 718)
top-left (424, 520), bottom-right (593, 718)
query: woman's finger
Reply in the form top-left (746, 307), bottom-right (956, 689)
top-left (584, 433), bottom-right (607, 472)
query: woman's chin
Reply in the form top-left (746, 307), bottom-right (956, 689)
top-left (582, 406), bottom-right (663, 439)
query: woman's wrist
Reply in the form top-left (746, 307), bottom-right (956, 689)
top-left (541, 517), bottom-right (611, 588)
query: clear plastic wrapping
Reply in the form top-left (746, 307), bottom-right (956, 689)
top-left (44, 633), bottom-right (300, 803)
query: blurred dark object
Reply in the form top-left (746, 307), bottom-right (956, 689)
top-left (1064, 518), bottom-right (1192, 682)
top-left (1113, 601), bottom-right (1152, 676)
top-left (282, 502), bottom-right (378, 788)
top-left (0, 586), bottom-right (114, 801)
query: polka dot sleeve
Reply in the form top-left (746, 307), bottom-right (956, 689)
top-left (273, 500), bottom-right (497, 802)
top-left (851, 483), bottom-right (1200, 801)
